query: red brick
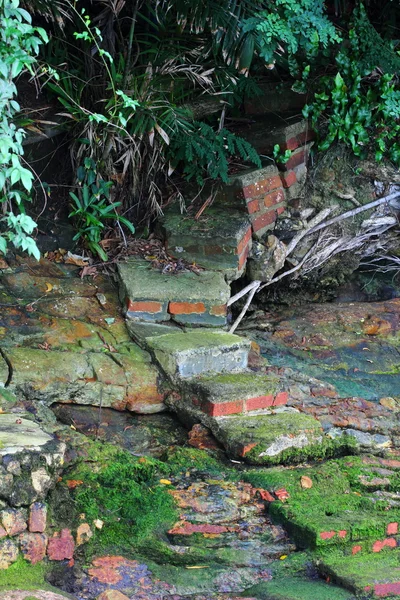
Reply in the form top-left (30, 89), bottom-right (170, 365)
top-left (373, 583), bottom-right (400, 597)
top-left (280, 171), bottom-right (297, 189)
top-left (352, 545), bottom-right (362, 555)
top-left (29, 502), bottom-right (47, 533)
top-left (239, 443), bottom-right (258, 457)
top-left (245, 395), bottom-right (274, 411)
top-left (169, 302), bottom-right (206, 315)
top-left (243, 176), bottom-right (281, 199)
top-left (210, 304), bottom-right (227, 316)
top-left (372, 538), bottom-right (397, 553)
top-left (320, 531), bottom-right (336, 540)
top-left (283, 130), bottom-right (316, 151)
top-left (251, 211), bottom-right (276, 233)
top-left (264, 189), bottom-right (285, 208)
top-left (168, 522), bottom-right (229, 535)
top-left (276, 205), bottom-right (286, 215)
top-left (203, 400), bottom-right (243, 417)
top-left (247, 199), bottom-right (260, 214)
top-left (20, 532), bottom-right (47, 565)
top-left (238, 244), bottom-right (250, 271)
top-left (127, 300), bottom-right (162, 313)
top-left (338, 530), bottom-right (347, 539)
top-left (387, 522), bottom-right (398, 535)
top-left (236, 226), bottom-right (252, 255)
top-left (273, 392), bottom-right (288, 406)
top-left (282, 148), bottom-right (307, 171)
top-left (47, 528), bottom-right (75, 561)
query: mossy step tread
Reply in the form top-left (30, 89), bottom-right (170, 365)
top-left (147, 330), bottom-right (249, 353)
top-left (318, 550), bottom-right (400, 596)
top-left (162, 208), bottom-right (251, 242)
top-left (243, 456), bottom-right (400, 548)
top-left (187, 371), bottom-right (280, 402)
top-left (118, 258), bottom-right (231, 302)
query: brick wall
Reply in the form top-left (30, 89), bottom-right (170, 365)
top-left (228, 119), bottom-right (314, 239)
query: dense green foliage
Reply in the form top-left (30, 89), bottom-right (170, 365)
top-left (304, 6), bottom-right (400, 163)
top-left (0, 0), bottom-right (47, 258)
top-left (2, 0), bottom-right (400, 257)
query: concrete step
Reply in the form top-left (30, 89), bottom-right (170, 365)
top-left (145, 329), bottom-right (250, 380)
top-left (181, 372), bottom-right (288, 417)
top-left (118, 258), bottom-right (231, 327)
top-left (160, 208), bottom-right (252, 281)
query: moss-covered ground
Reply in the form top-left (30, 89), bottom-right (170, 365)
top-left (243, 455), bottom-right (400, 550)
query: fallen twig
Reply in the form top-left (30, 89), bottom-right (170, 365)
top-left (229, 281), bottom-right (260, 334)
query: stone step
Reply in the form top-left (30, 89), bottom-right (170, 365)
top-left (318, 550), bottom-right (400, 597)
top-left (181, 372), bottom-right (288, 417)
top-left (145, 329), bottom-right (251, 380)
top-left (118, 258), bottom-right (231, 327)
top-left (160, 208), bottom-right (252, 281)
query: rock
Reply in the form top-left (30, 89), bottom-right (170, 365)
top-left (76, 523), bottom-right (92, 546)
top-left (0, 539), bottom-right (19, 569)
top-left (19, 532), bottom-right (48, 564)
top-left (47, 529), bottom-right (75, 561)
top-left (188, 424), bottom-right (220, 450)
top-left (31, 468), bottom-right (52, 496)
top-left (247, 236), bottom-right (286, 282)
top-left (0, 415), bottom-right (66, 507)
top-left (1, 508), bottom-right (27, 536)
top-left (96, 591), bottom-right (130, 600)
top-left (29, 502), bottom-right (47, 533)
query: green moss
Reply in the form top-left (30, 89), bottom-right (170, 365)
top-left (59, 439), bottom-right (177, 558)
top-left (244, 577), bottom-right (355, 600)
top-left (148, 330), bottom-right (244, 353)
top-left (244, 434), bottom-right (358, 467)
top-left (163, 446), bottom-right (234, 477)
top-left (0, 557), bottom-right (46, 591)
top-left (243, 456), bottom-right (400, 549)
top-left (316, 548), bottom-right (400, 594)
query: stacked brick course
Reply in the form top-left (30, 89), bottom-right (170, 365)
top-left (228, 119), bottom-right (314, 239)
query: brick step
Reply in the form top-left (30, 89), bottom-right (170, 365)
top-left (143, 329), bottom-right (251, 380)
top-left (181, 372), bottom-right (288, 417)
top-left (118, 258), bottom-right (231, 327)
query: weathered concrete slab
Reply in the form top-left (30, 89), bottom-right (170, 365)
top-left (118, 258), bottom-right (231, 326)
top-left (146, 330), bottom-right (250, 379)
top-left (160, 208), bottom-right (252, 279)
top-left (181, 372), bottom-right (287, 416)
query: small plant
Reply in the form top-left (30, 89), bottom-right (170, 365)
top-left (169, 122), bottom-right (261, 184)
top-left (273, 144), bottom-right (293, 164)
top-left (69, 158), bottom-right (135, 260)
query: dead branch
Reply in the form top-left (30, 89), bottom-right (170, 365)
top-left (285, 207), bottom-right (334, 256)
top-left (227, 280), bottom-right (261, 307)
top-left (229, 281), bottom-right (260, 334)
top-left (306, 191), bottom-right (400, 237)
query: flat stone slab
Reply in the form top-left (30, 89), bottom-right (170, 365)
top-left (0, 414), bottom-right (54, 453)
top-left (146, 330), bottom-right (250, 379)
top-left (0, 414), bottom-right (66, 506)
top-left (118, 258), bottom-right (231, 326)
